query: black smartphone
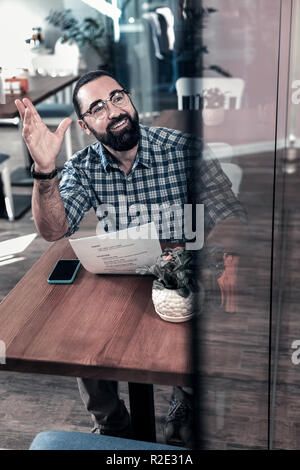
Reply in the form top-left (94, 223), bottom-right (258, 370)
top-left (47, 259), bottom-right (81, 284)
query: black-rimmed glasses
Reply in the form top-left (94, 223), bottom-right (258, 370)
top-left (81, 89), bottom-right (130, 120)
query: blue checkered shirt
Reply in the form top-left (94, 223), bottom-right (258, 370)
top-left (59, 125), bottom-right (246, 241)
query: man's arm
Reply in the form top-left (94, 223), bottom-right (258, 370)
top-left (192, 154), bottom-right (249, 310)
top-left (32, 177), bottom-right (69, 242)
top-left (206, 216), bottom-right (249, 255)
top-left (15, 98), bottom-right (71, 241)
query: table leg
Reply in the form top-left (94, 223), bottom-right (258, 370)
top-left (0, 193), bottom-right (32, 220)
top-left (0, 169), bottom-right (31, 220)
top-left (10, 122), bottom-right (33, 186)
top-left (128, 382), bottom-right (156, 443)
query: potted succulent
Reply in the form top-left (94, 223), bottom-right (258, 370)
top-left (202, 87), bottom-right (226, 126)
top-left (136, 247), bottom-right (203, 323)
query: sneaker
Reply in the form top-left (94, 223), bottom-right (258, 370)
top-left (164, 393), bottom-right (193, 448)
top-left (91, 416), bottom-right (133, 439)
top-left (91, 424), bottom-right (133, 439)
top-left (91, 399), bottom-right (133, 439)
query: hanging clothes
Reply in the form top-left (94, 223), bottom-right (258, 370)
top-left (142, 12), bottom-right (164, 59)
top-left (156, 7), bottom-right (175, 51)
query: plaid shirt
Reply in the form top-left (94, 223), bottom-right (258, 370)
top-left (59, 125), bottom-right (246, 241)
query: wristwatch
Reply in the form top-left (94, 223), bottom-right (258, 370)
top-left (31, 163), bottom-right (58, 180)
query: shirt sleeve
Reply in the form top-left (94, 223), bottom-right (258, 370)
top-left (190, 144), bottom-right (248, 236)
top-left (59, 161), bottom-right (91, 237)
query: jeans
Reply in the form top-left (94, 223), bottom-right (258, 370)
top-left (77, 378), bottom-right (193, 435)
top-left (77, 378), bottom-right (131, 436)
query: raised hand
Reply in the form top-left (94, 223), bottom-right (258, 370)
top-left (15, 98), bottom-right (72, 173)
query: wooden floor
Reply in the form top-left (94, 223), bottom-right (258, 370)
top-left (0, 209), bottom-right (173, 450)
top-left (0, 122), bottom-right (173, 450)
top-left (269, 156), bottom-right (300, 450)
top-left (1, 120), bottom-right (299, 449)
top-left (193, 148), bottom-right (300, 450)
top-left (192, 152), bottom-right (274, 449)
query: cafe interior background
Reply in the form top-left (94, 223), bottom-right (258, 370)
top-left (0, 0), bottom-right (300, 450)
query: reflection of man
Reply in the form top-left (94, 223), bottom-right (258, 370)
top-left (15, 70), bottom-right (246, 447)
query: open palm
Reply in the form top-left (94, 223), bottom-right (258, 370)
top-left (15, 98), bottom-right (72, 172)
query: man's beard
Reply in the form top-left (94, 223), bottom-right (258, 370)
top-left (85, 110), bottom-right (140, 151)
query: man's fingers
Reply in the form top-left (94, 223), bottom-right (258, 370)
top-left (16, 97), bottom-right (40, 127)
top-left (15, 99), bottom-right (26, 121)
top-left (23, 106), bottom-right (33, 127)
top-left (55, 118), bottom-right (72, 138)
top-left (22, 107), bottom-right (36, 141)
top-left (22, 98), bottom-right (41, 123)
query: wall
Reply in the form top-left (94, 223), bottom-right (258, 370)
top-left (0, 0), bottom-right (107, 73)
top-left (0, 0), bottom-right (64, 70)
top-left (201, 0), bottom-right (283, 149)
top-left (288, 0), bottom-right (300, 144)
top-left (203, 0), bottom-right (280, 104)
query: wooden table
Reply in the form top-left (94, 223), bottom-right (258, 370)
top-left (0, 239), bottom-right (191, 442)
top-left (152, 108), bottom-right (277, 146)
top-left (0, 75), bottom-right (79, 120)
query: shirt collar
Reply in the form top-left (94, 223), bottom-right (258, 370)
top-left (93, 125), bottom-right (152, 173)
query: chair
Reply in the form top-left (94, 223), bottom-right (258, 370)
top-left (206, 142), bottom-right (233, 160)
top-left (175, 77), bottom-right (245, 110)
top-left (175, 78), bottom-right (244, 196)
top-left (0, 154), bottom-right (14, 221)
top-left (29, 430), bottom-right (186, 450)
top-left (31, 38), bottom-right (83, 160)
top-left (207, 143), bottom-right (242, 197)
top-left (219, 162), bottom-right (242, 197)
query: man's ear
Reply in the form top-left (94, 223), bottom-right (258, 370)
top-left (78, 119), bottom-right (91, 135)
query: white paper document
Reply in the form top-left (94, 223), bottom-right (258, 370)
top-left (69, 222), bottom-right (162, 274)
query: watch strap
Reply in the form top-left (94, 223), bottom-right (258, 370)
top-left (31, 163), bottom-right (58, 180)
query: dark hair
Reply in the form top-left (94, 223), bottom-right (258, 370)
top-left (72, 70), bottom-right (126, 118)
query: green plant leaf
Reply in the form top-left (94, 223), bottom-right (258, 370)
top-left (136, 266), bottom-right (152, 275)
top-left (177, 287), bottom-right (190, 298)
top-left (153, 279), bottom-right (165, 290)
top-left (45, 8), bottom-right (107, 58)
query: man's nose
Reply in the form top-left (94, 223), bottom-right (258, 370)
top-left (106, 100), bottom-right (121, 119)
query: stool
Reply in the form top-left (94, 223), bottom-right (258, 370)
top-left (29, 431), bottom-right (186, 450)
top-left (0, 154), bottom-right (14, 221)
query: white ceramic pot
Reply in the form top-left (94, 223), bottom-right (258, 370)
top-left (152, 287), bottom-right (195, 323)
top-left (202, 108), bottom-right (225, 126)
